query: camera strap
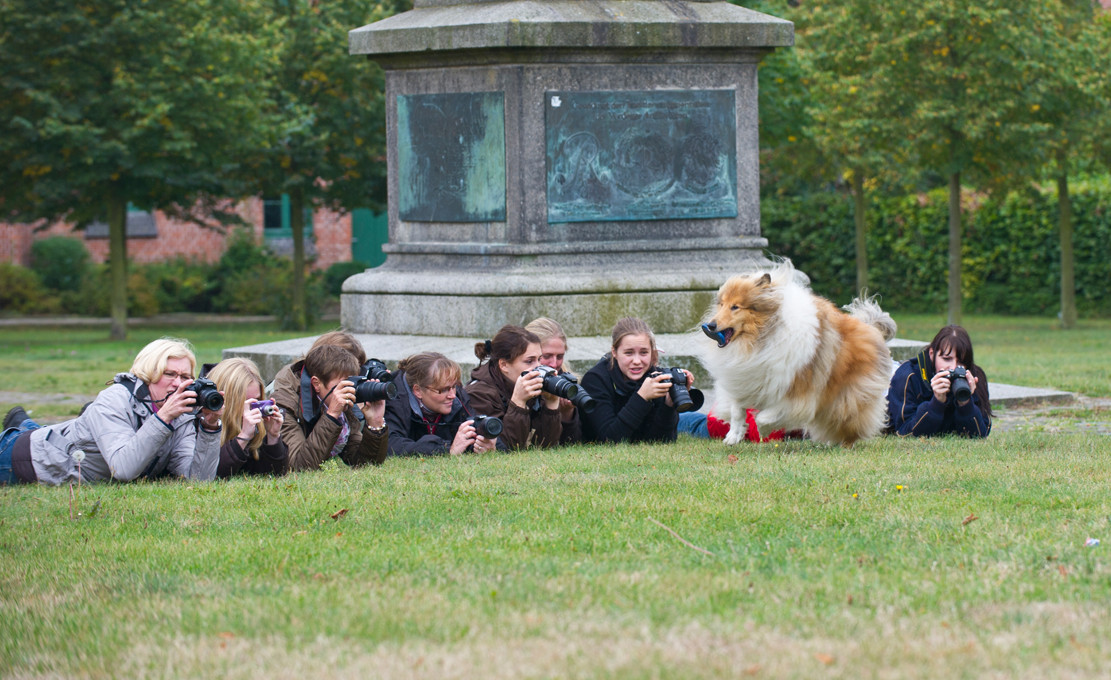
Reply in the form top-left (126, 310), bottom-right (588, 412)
top-left (115, 374), bottom-right (154, 427)
top-left (299, 369), bottom-right (322, 435)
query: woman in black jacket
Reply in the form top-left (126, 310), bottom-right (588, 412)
top-left (581, 317), bottom-right (693, 444)
top-left (384, 352), bottom-right (498, 456)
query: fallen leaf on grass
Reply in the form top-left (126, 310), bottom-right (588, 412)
top-left (962, 513), bottom-right (978, 526)
top-left (743, 664), bottom-right (761, 676)
top-left (727, 454), bottom-right (738, 464)
top-left (218, 632), bottom-right (235, 639)
top-left (1058, 564), bottom-right (1069, 578)
top-left (815, 653), bottom-right (835, 665)
top-left (331, 508), bottom-right (348, 520)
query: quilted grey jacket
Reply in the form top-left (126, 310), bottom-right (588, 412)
top-left (28, 373), bottom-right (220, 485)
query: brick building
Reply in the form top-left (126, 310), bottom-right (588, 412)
top-left (1, 196), bottom-right (387, 270)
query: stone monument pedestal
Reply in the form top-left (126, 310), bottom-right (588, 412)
top-left (345, 0), bottom-right (793, 337)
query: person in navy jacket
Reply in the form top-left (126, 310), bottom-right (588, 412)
top-left (887, 325), bottom-right (992, 437)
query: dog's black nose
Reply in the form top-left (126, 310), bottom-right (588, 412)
top-left (706, 321), bottom-right (717, 331)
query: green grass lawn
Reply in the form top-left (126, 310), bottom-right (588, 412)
top-left (2, 435), bottom-right (1109, 678)
top-left (1, 315), bottom-right (1109, 677)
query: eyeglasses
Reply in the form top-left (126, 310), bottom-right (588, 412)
top-left (161, 370), bottom-right (194, 382)
top-left (421, 384), bottom-right (456, 396)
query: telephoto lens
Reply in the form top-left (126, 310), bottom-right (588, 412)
top-left (185, 378), bottom-right (225, 412)
top-left (347, 376), bottom-right (399, 403)
top-left (472, 414), bottom-right (503, 438)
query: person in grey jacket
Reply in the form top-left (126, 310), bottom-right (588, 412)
top-left (0, 338), bottom-right (223, 485)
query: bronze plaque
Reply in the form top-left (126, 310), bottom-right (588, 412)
top-left (546, 90), bottom-right (737, 223)
top-left (397, 92), bottom-right (506, 222)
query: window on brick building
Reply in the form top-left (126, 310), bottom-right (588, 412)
top-left (85, 203), bottom-right (158, 239)
top-left (262, 194), bottom-right (313, 240)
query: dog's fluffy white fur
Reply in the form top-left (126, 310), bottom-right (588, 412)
top-left (697, 260), bottom-right (896, 446)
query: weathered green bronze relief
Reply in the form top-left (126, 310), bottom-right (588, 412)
top-left (397, 92), bottom-right (506, 222)
top-left (546, 90), bottom-right (737, 223)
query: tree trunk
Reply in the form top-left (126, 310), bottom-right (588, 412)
top-left (851, 169), bottom-right (868, 294)
top-left (947, 171), bottom-right (962, 326)
top-left (289, 187), bottom-right (308, 331)
top-left (1057, 151), bottom-right (1077, 330)
top-left (107, 196), bottom-right (128, 340)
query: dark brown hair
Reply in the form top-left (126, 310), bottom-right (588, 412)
top-left (474, 325), bottom-right (541, 366)
top-left (309, 331), bottom-right (366, 366)
top-left (929, 325), bottom-right (992, 418)
top-left (303, 344), bottom-right (359, 385)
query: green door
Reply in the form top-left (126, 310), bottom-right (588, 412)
top-left (351, 208), bottom-right (388, 267)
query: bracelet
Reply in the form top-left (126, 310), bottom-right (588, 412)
top-left (199, 418), bottom-right (222, 433)
top-left (236, 434), bottom-right (252, 443)
top-left (366, 423), bottom-right (386, 433)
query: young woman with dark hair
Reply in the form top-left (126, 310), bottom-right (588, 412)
top-left (468, 325), bottom-right (562, 450)
top-left (887, 325), bottom-right (992, 437)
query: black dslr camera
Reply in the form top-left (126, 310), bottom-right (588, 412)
top-left (361, 358), bottom-right (394, 383)
top-left (653, 367), bottom-right (705, 413)
top-left (472, 414), bottom-right (503, 438)
top-left (346, 375), bottom-right (398, 403)
top-left (946, 366), bottom-right (972, 403)
top-left (529, 365), bottom-right (596, 414)
top-left (184, 377), bottom-right (224, 412)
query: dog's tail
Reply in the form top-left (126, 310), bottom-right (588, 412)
top-left (843, 294), bottom-right (897, 341)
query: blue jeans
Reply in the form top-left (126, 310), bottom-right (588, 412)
top-left (0, 419), bottom-right (41, 484)
top-left (676, 411), bottom-right (710, 438)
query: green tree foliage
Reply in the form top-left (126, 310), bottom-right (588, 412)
top-left (794, 1), bottom-right (1063, 324)
top-left (1034, 4), bottom-right (1111, 328)
top-left (797, 1), bottom-right (910, 295)
top-left (246, 0), bottom-right (392, 330)
top-left (0, 0), bottom-right (275, 338)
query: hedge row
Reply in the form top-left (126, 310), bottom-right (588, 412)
top-left (764, 180), bottom-right (1111, 316)
top-left (0, 230), bottom-right (341, 328)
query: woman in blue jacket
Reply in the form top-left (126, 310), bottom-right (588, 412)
top-left (887, 325), bottom-right (992, 437)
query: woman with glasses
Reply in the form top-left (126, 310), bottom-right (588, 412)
top-left (1, 337), bottom-right (223, 485)
top-left (383, 352), bottom-right (500, 456)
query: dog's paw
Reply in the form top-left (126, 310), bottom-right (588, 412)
top-left (723, 428), bottom-right (743, 446)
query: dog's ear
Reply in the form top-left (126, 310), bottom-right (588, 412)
top-left (755, 273), bottom-right (771, 287)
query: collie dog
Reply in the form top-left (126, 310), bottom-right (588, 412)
top-left (697, 261), bottom-right (896, 446)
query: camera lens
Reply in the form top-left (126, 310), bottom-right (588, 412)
top-left (349, 376), bottom-right (398, 403)
top-left (473, 415), bottom-right (503, 438)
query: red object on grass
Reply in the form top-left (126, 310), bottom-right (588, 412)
top-left (705, 409), bottom-right (785, 442)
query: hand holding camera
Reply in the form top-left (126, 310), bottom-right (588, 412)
top-left (162, 378), bottom-right (225, 423)
top-left (645, 367), bottom-right (704, 412)
top-left (249, 399), bottom-right (284, 441)
top-left (531, 365), bottom-right (596, 414)
top-left (511, 368), bottom-right (545, 409)
top-left (930, 366), bottom-right (975, 405)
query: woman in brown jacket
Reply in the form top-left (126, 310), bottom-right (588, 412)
top-left (468, 325), bottom-right (562, 450)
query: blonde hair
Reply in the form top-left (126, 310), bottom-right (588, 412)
top-left (609, 317), bottom-right (658, 368)
top-left (207, 357), bottom-right (266, 457)
top-left (525, 317), bottom-right (568, 348)
top-left (130, 338), bottom-right (197, 386)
